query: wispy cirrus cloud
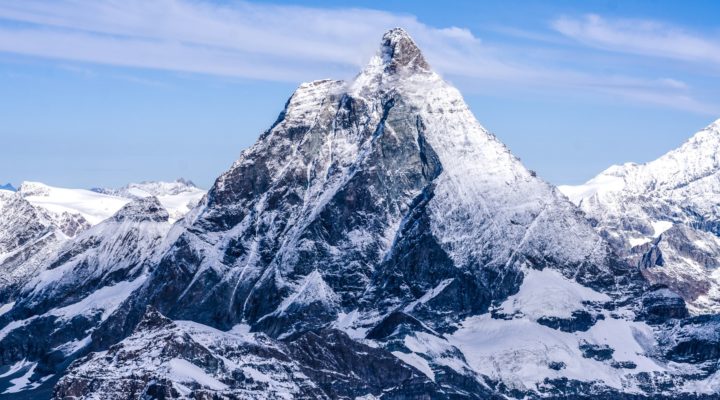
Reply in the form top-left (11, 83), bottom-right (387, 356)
top-left (552, 14), bottom-right (720, 65)
top-left (0, 0), bottom-right (482, 81)
top-left (0, 1), bottom-right (716, 114)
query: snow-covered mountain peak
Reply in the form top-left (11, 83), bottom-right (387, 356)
top-left (350, 28), bottom-right (440, 98)
top-left (121, 179), bottom-right (200, 197)
top-left (17, 181), bottom-right (51, 197)
top-left (154, 28), bottom-right (615, 346)
top-left (112, 196), bottom-right (169, 223)
top-left (561, 118), bottom-right (720, 205)
top-left (94, 178), bottom-right (201, 198)
top-left (560, 117), bottom-right (720, 313)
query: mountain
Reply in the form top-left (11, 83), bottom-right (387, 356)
top-left (560, 119), bottom-right (720, 313)
top-left (0, 180), bottom-right (205, 304)
top-left (0, 184), bottom-right (14, 192)
top-left (128, 27), bottom-right (618, 336)
top-left (0, 196), bottom-right (172, 396)
top-left (1, 28), bottom-right (719, 399)
top-left (19, 179), bottom-right (205, 228)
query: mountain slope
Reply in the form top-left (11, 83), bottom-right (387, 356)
top-left (20, 179), bottom-right (206, 227)
top-left (55, 307), bottom-right (438, 399)
top-left (18, 182), bottom-right (129, 227)
top-left (560, 119), bottom-right (720, 313)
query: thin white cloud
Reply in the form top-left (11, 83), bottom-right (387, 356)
top-left (0, 1), bottom-right (715, 114)
top-left (0, 0), bottom-right (479, 80)
top-left (553, 14), bottom-right (720, 65)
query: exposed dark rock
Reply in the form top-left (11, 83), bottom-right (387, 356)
top-left (640, 287), bottom-right (689, 323)
top-left (579, 342), bottom-right (614, 361)
top-left (548, 361), bottom-right (566, 371)
top-left (537, 310), bottom-right (604, 332)
top-left (611, 361), bottom-right (637, 369)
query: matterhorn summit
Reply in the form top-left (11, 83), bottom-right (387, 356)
top-left (1, 28), bottom-right (719, 399)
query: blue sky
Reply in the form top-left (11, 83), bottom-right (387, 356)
top-left (1, 0), bottom-right (719, 188)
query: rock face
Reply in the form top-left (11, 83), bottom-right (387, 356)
top-left (3, 28), bottom-right (720, 399)
top-left (560, 119), bottom-right (720, 313)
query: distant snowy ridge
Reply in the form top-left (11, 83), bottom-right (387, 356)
top-left (0, 179), bottom-right (203, 322)
top-left (92, 178), bottom-right (206, 223)
top-left (15, 179), bottom-right (205, 227)
top-left (560, 118), bottom-right (720, 313)
top-left (19, 181), bottom-right (130, 226)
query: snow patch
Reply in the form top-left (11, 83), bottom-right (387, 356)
top-left (392, 351), bottom-right (434, 381)
top-left (167, 358), bottom-right (228, 390)
top-left (48, 276), bottom-right (146, 321)
top-left (274, 270), bottom-right (338, 315)
top-left (499, 268), bottom-right (610, 320)
top-left (2, 362), bottom-right (50, 394)
top-left (652, 220), bottom-right (673, 237)
top-left (0, 302), bottom-right (14, 317)
top-left (449, 313), bottom-right (663, 392)
top-left (404, 279), bottom-right (454, 312)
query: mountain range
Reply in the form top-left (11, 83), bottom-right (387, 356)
top-left (1, 28), bottom-right (720, 399)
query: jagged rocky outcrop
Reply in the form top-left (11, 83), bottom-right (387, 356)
top-left (2, 28), bottom-right (720, 399)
